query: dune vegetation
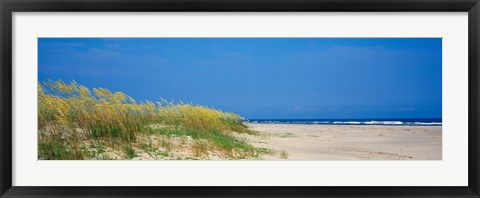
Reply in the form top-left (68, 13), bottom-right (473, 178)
top-left (38, 80), bottom-right (272, 160)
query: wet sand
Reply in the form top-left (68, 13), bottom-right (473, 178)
top-left (243, 124), bottom-right (442, 160)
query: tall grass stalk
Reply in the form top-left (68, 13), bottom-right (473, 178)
top-left (38, 80), bottom-right (259, 160)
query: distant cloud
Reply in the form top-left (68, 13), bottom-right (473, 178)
top-left (103, 43), bottom-right (129, 52)
top-left (290, 105), bottom-right (324, 113)
top-left (292, 105), bottom-right (302, 112)
top-left (88, 48), bottom-right (125, 58)
top-left (399, 108), bottom-right (417, 111)
top-left (42, 42), bottom-right (86, 47)
top-left (380, 107), bottom-right (417, 112)
top-left (222, 51), bottom-right (251, 60)
top-left (328, 45), bottom-right (381, 53)
top-left (192, 51), bottom-right (252, 67)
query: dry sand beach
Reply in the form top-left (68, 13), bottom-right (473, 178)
top-left (238, 124), bottom-right (442, 160)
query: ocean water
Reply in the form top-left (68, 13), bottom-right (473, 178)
top-left (246, 118), bottom-right (442, 126)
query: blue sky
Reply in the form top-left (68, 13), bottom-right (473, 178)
top-left (38, 38), bottom-right (442, 119)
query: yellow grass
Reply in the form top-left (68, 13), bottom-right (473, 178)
top-left (38, 80), bottom-right (260, 160)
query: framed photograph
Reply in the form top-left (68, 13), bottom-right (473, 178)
top-left (1, 0), bottom-right (479, 197)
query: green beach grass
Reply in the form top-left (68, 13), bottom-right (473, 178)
top-left (38, 80), bottom-right (271, 160)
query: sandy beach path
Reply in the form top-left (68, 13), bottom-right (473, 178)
top-left (242, 124), bottom-right (442, 160)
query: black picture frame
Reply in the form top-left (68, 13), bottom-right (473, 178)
top-left (1, 0), bottom-right (479, 197)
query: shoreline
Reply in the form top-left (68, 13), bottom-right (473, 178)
top-left (243, 118), bottom-right (442, 126)
top-left (244, 123), bottom-right (442, 126)
top-left (241, 123), bottom-right (442, 160)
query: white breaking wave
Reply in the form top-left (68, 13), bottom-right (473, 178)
top-left (364, 121), bottom-right (403, 125)
top-left (247, 120), bottom-right (441, 126)
top-left (312, 121), bottom-right (330, 124)
top-left (333, 121), bottom-right (405, 125)
top-left (333, 121), bottom-right (362, 124)
top-left (413, 122), bottom-right (442, 125)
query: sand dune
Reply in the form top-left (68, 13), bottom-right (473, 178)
top-left (242, 124), bottom-right (441, 160)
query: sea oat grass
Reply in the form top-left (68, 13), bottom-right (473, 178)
top-left (123, 145), bottom-right (138, 159)
top-left (280, 150), bottom-right (289, 159)
top-left (38, 80), bottom-right (268, 160)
